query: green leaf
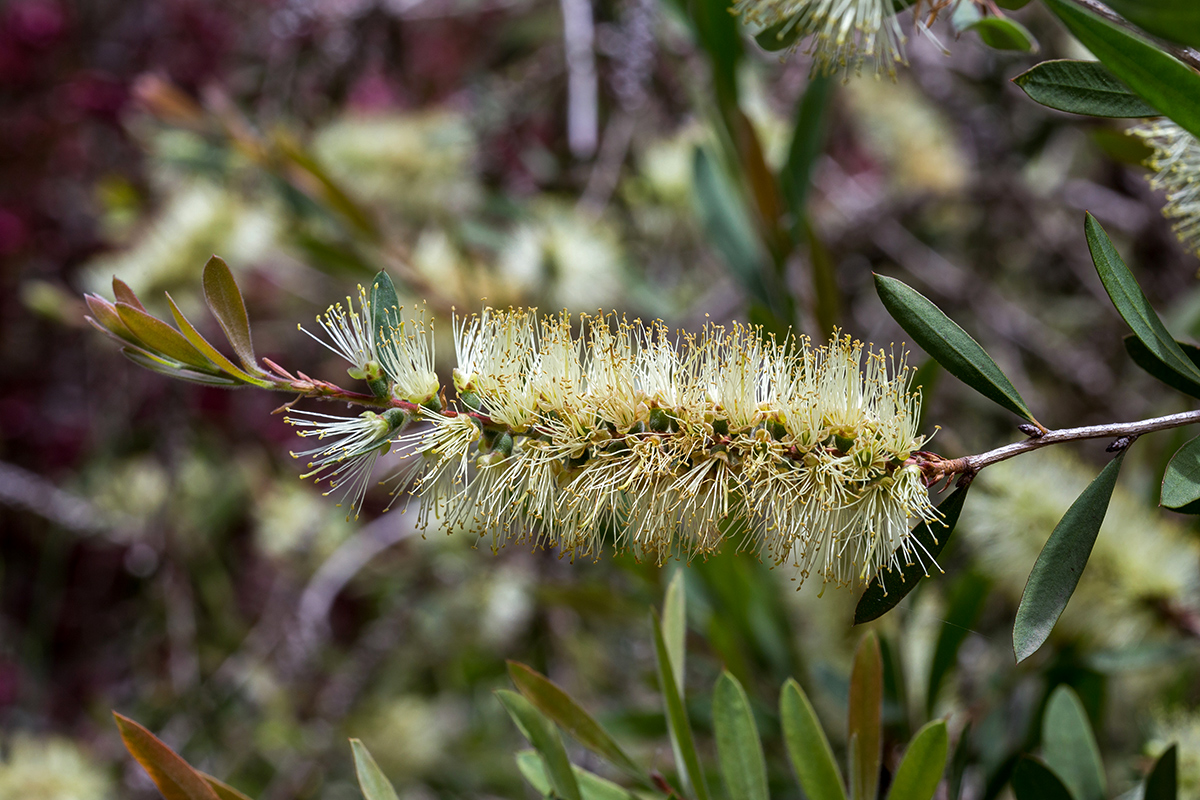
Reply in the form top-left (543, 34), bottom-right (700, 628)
top-left (515, 751), bottom-right (649, 800)
top-left (688, 0), bottom-right (742, 111)
top-left (780, 679), bottom-right (847, 800)
top-left (782, 76), bottom-right (833, 228)
top-left (112, 276), bottom-right (147, 311)
top-left (1042, 686), bottom-right (1106, 800)
top-left (370, 270), bottom-right (401, 353)
top-left (202, 255), bottom-right (264, 376)
top-left (122, 349), bottom-right (242, 386)
top-left (350, 740), bottom-right (400, 800)
top-left (506, 661), bottom-right (646, 783)
top-left (1013, 451), bottom-right (1126, 663)
top-left (994, 0), bottom-right (1031, 8)
top-left (854, 485), bottom-right (972, 624)
top-left (1104, 0), bottom-right (1200, 51)
top-left (1088, 214), bottom-right (1200, 389)
top-left (885, 720), bottom-right (948, 800)
top-left (496, 690), bottom-right (583, 800)
top-left (1144, 744), bottom-right (1178, 800)
top-left (692, 147), bottom-right (772, 308)
top-left (848, 632), bottom-right (883, 800)
top-left (873, 274), bottom-right (1038, 425)
top-left (1123, 335), bottom-right (1200, 399)
top-left (662, 570), bottom-right (686, 696)
top-left (112, 713), bottom-right (222, 800)
top-left (115, 302), bottom-right (216, 371)
top-left (166, 294), bottom-right (271, 386)
top-left (651, 611), bottom-right (711, 800)
top-left (85, 294), bottom-right (141, 344)
top-left (1043, 0), bottom-right (1200, 139)
top-left (713, 672), bottom-right (769, 800)
top-left (1162, 435), bottom-right (1200, 511)
top-left (202, 776), bottom-right (254, 800)
top-left (926, 572), bottom-right (990, 717)
top-left (1012, 60), bottom-right (1158, 117)
top-left (967, 17), bottom-right (1039, 52)
top-left (1010, 757), bottom-right (1074, 800)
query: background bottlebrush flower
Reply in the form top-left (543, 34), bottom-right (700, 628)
top-left (1129, 119), bottom-right (1200, 260)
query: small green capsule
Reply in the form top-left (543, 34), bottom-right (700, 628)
top-left (768, 420), bottom-right (788, 440)
top-left (648, 407), bottom-right (671, 432)
top-left (459, 391), bottom-right (482, 411)
top-left (834, 433), bottom-right (856, 453)
top-left (494, 431), bottom-right (514, 458)
top-left (712, 418), bottom-right (729, 436)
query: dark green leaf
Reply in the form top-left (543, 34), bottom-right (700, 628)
top-left (807, 220), bottom-right (841, 337)
top-left (885, 720), bottom-right (948, 800)
top-left (115, 302), bottom-right (215, 371)
top-left (995, 0), bottom-right (1031, 8)
top-left (688, 0), bottom-right (742, 111)
top-left (1011, 757), bottom-right (1073, 800)
top-left (652, 611), bottom-right (711, 800)
top-left (874, 274), bottom-right (1038, 425)
top-left (1105, 0), bottom-right (1200, 51)
top-left (1043, 686), bottom-right (1106, 800)
top-left (1013, 451), bottom-right (1126, 663)
top-left (350, 740), bottom-right (401, 800)
top-left (780, 679), bottom-right (847, 800)
top-left (693, 147), bottom-right (772, 307)
top-left (370, 270), bottom-right (401, 355)
top-left (1012, 60), bottom-right (1157, 117)
top-left (1144, 744), bottom-right (1178, 800)
top-left (926, 572), bottom-right (990, 717)
top-left (713, 672), bottom-right (769, 800)
top-left (113, 713), bottom-right (222, 800)
top-left (848, 632), bottom-right (882, 800)
top-left (202, 256), bottom-right (265, 375)
top-left (1162, 434), bottom-right (1200, 510)
top-left (967, 17), bottom-right (1039, 51)
top-left (507, 661), bottom-right (646, 782)
top-left (1043, 0), bottom-right (1200, 139)
top-left (496, 690), bottom-right (583, 800)
top-left (1123, 335), bottom-right (1200, 398)
top-left (515, 751), bottom-right (646, 800)
top-left (854, 485), bottom-right (972, 624)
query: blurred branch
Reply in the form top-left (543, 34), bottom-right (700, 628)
top-left (561, 0), bottom-right (599, 158)
top-left (0, 459), bottom-right (136, 538)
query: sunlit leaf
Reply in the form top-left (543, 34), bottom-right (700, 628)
top-left (780, 679), bottom-right (847, 800)
top-left (1013, 60), bottom-right (1157, 117)
top-left (166, 293), bottom-right (269, 386)
top-left (874, 274), bottom-right (1037, 425)
top-left (1010, 757), bottom-right (1073, 800)
top-left (652, 611), bottom-right (711, 800)
top-left (1162, 435), bottom-right (1200, 511)
top-left (113, 713), bottom-right (221, 800)
top-left (496, 690), bottom-right (583, 800)
top-left (1013, 451), bottom-right (1125, 663)
top-left (848, 632), bottom-right (882, 800)
top-left (1042, 686), bottom-right (1106, 800)
top-left (85, 294), bottom-right (140, 345)
top-left (202, 255), bottom-right (265, 376)
top-left (112, 276), bottom-right (146, 311)
top-left (662, 570), bottom-right (686, 696)
top-left (350, 740), bottom-right (400, 800)
top-left (885, 720), bottom-right (948, 800)
top-left (713, 672), bottom-right (768, 800)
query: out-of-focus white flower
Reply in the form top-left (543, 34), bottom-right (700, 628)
top-left (0, 735), bottom-right (112, 800)
top-left (1130, 119), bottom-right (1200, 259)
top-left (736, 0), bottom-right (906, 77)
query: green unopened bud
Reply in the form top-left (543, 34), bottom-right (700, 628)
top-left (459, 391), bottom-right (482, 411)
top-left (494, 432), bottom-right (514, 458)
top-left (648, 407), bottom-right (672, 432)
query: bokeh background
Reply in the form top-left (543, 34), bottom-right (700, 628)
top-left (4, 0), bottom-right (1200, 797)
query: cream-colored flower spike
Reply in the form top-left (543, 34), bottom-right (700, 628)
top-left (1130, 120), bottom-right (1200, 260)
top-left (387, 309), bottom-right (938, 588)
top-left (736, 0), bottom-right (907, 77)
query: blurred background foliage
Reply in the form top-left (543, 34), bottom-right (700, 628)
top-left (4, 0), bottom-right (1200, 797)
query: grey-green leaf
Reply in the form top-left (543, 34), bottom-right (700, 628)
top-left (515, 751), bottom-right (648, 800)
top-left (496, 690), bottom-right (582, 800)
top-left (370, 270), bottom-right (401, 353)
top-left (1043, 686), bottom-right (1106, 800)
top-left (1162, 435), bottom-right (1200, 511)
top-left (713, 672), bottom-right (769, 800)
top-left (1011, 757), bottom-right (1074, 800)
top-left (885, 720), bottom-right (948, 800)
top-left (854, 484), bottom-right (972, 624)
top-left (652, 611), bottom-right (710, 800)
top-left (873, 274), bottom-right (1037, 425)
top-left (350, 739), bottom-right (400, 800)
top-left (1144, 744), bottom-right (1178, 800)
top-left (1043, 0), bottom-right (1200, 139)
top-left (780, 679), bottom-right (847, 800)
top-left (1013, 60), bottom-right (1158, 117)
top-left (202, 256), bottom-right (264, 375)
top-left (1013, 451), bottom-right (1125, 663)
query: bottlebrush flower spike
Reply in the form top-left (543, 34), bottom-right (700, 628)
top-left (1130, 120), bottom-right (1200, 260)
top-left (737, 0), bottom-right (907, 77)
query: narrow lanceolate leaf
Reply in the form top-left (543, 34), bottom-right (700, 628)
top-left (121, 349), bottom-right (241, 386)
top-left (1162, 435), bottom-right (1200, 511)
top-left (926, 573), bottom-right (990, 717)
top-left (966, 17), bottom-right (1038, 52)
top-left (201, 776), bottom-right (254, 800)
top-left (202, 255), bottom-right (264, 375)
top-left (855, 485), bottom-right (972, 624)
top-left (873, 274), bottom-right (1037, 425)
top-left (370, 270), bottom-right (401, 351)
top-left (1104, 0), bottom-right (1200, 51)
top-left (85, 294), bottom-right (140, 344)
top-left (112, 713), bottom-right (221, 800)
top-left (1010, 757), bottom-right (1074, 800)
top-left (112, 277), bottom-right (147, 311)
top-left (506, 661), bottom-right (646, 783)
top-left (1043, 0), bottom-right (1200, 140)
top-left (1014, 451), bottom-right (1126, 663)
top-left (1144, 744), bottom-right (1178, 800)
top-left (848, 632), bottom-right (883, 800)
top-left (515, 750), bottom-right (643, 800)
top-left (115, 303), bottom-right (216, 371)
top-left (350, 740), bottom-right (401, 800)
top-left (167, 294), bottom-right (269, 386)
top-left (652, 612), bottom-right (710, 800)
top-left (1123, 335), bottom-right (1200, 399)
top-left (1042, 686), bottom-right (1106, 800)
top-left (885, 720), bottom-right (948, 800)
top-left (1087, 214), bottom-right (1200, 387)
top-left (782, 75), bottom-right (833, 228)
top-left (1012, 60), bottom-right (1158, 117)
top-left (713, 672), bottom-right (769, 800)
top-left (496, 690), bottom-right (583, 800)
top-left (780, 679), bottom-right (847, 800)
top-left (662, 570), bottom-right (687, 696)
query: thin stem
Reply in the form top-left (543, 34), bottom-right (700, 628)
top-left (933, 408), bottom-right (1200, 478)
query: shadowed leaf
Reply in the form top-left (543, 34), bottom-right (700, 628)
top-left (515, 751), bottom-right (646, 800)
top-left (167, 293), bottom-right (268, 386)
top-left (1145, 744), bottom-right (1178, 800)
top-left (1105, 0), bottom-right (1200, 51)
top-left (1043, 686), bottom-right (1106, 800)
top-left (116, 302), bottom-right (215, 371)
top-left (1123, 335), bottom-right (1200, 399)
top-left (1011, 757), bottom-right (1073, 800)
top-left (202, 775), bottom-right (254, 800)
top-left (927, 572), bottom-right (990, 717)
top-left (848, 632), bottom-right (882, 800)
top-left (1013, 60), bottom-right (1158, 117)
top-left (652, 610), bottom-right (710, 800)
top-left (1162, 435), bottom-right (1200, 511)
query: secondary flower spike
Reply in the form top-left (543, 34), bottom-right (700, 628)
top-left (1130, 120), bottom-right (1200, 260)
top-left (736, 0), bottom-right (907, 76)
top-left (334, 309), bottom-right (939, 588)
